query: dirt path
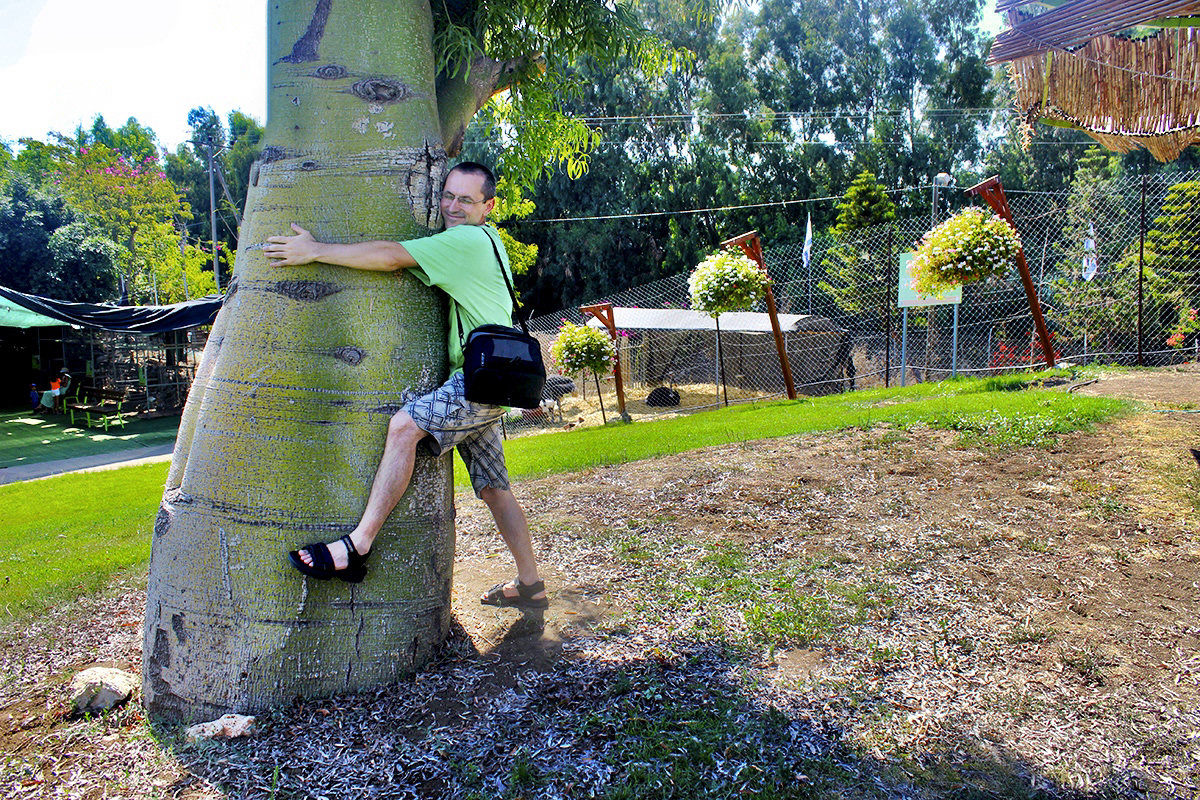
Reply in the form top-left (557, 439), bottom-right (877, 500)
top-left (3, 366), bottom-right (1198, 799)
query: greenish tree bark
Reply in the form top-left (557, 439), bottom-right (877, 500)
top-left (145, 0), bottom-right (472, 720)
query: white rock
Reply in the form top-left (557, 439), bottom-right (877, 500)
top-left (184, 713), bottom-right (256, 743)
top-left (69, 667), bottom-right (139, 714)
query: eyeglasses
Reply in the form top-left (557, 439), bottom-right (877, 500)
top-left (441, 191), bottom-right (486, 207)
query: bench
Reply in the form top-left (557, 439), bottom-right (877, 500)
top-left (66, 388), bottom-right (129, 431)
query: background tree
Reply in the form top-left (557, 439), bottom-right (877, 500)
top-left (0, 176), bottom-right (120, 302)
top-left (1141, 179), bottom-right (1200, 350)
top-left (55, 141), bottom-right (195, 303)
top-left (490, 0), bottom-right (999, 311)
top-left (819, 170), bottom-right (897, 318)
top-left (164, 108), bottom-right (265, 260)
top-left (1048, 147), bottom-right (1137, 358)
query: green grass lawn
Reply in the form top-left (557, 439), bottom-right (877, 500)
top-left (0, 372), bottom-right (1128, 621)
top-left (0, 410), bottom-right (180, 469)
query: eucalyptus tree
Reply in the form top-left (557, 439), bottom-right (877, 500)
top-left (478, 0), bottom-right (725, 311)
top-left (0, 176), bottom-right (120, 302)
top-left (143, 0), bottom-right (709, 720)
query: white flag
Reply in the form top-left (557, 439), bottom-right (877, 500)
top-left (1082, 221), bottom-right (1098, 281)
top-left (802, 213), bottom-right (813, 273)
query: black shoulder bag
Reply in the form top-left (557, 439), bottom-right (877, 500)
top-left (457, 232), bottom-right (546, 409)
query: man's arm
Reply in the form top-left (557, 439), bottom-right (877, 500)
top-left (264, 224), bottom-right (417, 271)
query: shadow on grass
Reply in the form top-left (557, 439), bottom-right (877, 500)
top-left (155, 621), bottom-right (1150, 800)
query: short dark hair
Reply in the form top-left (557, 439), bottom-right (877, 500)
top-left (446, 161), bottom-right (496, 201)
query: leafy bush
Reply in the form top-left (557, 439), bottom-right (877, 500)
top-left (550, 321), bottom-right (615, 376)
top-left (911, 208), bottom-right (1021, 295)
top-left (1167, 306), bottom-right (1199, 348)
top-left (688, 250), bottom-right (770, 317)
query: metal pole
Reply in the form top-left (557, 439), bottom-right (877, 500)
top-left (885, 227), bottom-right (894, 388)
top-left (594, 371), bottom-right (607, 424)
top-left (1138, 173), bottom-right (1146, 366)
top-left (900, 308), bottom-right (909, 387)
top-left (716, 316), bottom-right (729, 407)
top-left (179, 226), bottom-right (190, 300)
top-left (986, 325), bottom-right (993, 374)
top-left (206, 138), bottom-right (221, 292)
top-left (951, 303), bottom-right (959, 378)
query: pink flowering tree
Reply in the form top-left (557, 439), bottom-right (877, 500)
top-left (56, 144), bottom-right (215, 302)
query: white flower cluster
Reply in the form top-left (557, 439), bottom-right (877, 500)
top-left (911, 208), bottom-right (1021, 295)
top-left (688, 250), bottom-right (770, 318)
top-left (550, 321), bottom-right (616, 377)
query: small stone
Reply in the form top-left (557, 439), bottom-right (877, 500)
top-left (184, 713), bottom-right (256, 743)
top-left (69, 667), bottom-right (138, 714)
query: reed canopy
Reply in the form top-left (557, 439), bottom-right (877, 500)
top-left (989, 0), bottom-right (1200, 161)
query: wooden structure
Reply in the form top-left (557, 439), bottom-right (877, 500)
top-left (990, 0), bottom-right (1200, 161)
top-left (966, 176), bottom-right (1057, 368)
top-left (579, 302), bottom-right (632, 422)
top-left (719, 231), bottom-right (798, 400)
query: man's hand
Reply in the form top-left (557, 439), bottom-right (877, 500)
top-left (264, 224), bottom-right (321, 266)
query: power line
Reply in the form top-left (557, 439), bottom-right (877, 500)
top-left (522, 183), bottom-right (1091, 224)
top-left (526, 186), bottom-right (941, 223)
top-left (487, 108), bottom-right (1014, 125)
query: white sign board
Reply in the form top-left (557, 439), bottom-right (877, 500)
top-left (897, 251), bottom-right (962, 308)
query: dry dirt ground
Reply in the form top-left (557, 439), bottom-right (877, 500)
top-left (3, 366), bottom-right (1199, 799)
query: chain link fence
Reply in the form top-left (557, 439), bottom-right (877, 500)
top-left (502, 172), bottom-right (1200, 435)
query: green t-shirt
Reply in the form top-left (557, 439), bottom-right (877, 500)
top-left (402, 224), bottom-right (514, 374)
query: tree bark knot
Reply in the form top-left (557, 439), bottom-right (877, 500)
top-left (349, 78), bottom-right (414, 105)
top-left (330, 346), bottom-right (366, 365)
top-left (312, 64), bottom-right (349, 80)
top-left (269, 280), bottom-right (343, 302)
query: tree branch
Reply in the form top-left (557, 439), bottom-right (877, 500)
top-left (436, 54), bottom-right (538, 157)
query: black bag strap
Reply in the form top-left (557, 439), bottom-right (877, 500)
top-left (483, 228), bottom-right (527, 334)
top-left (455, 227), bottom-right (527, 344)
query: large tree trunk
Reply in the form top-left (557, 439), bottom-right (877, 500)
top-left (143, 0), bottom-right (458, 720)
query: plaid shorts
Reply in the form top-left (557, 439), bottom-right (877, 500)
top-left (403, 371), bottom-right (509, 496)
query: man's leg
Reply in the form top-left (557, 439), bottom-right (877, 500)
top-left (298, 410), bottom-right (426, 569)
top-left (479, 487), bottom-right (547, 601)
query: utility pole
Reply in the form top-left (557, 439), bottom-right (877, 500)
top-left (204, 136), bottom-right (221, 292)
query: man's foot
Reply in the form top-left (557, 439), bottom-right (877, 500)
top-left (481, 578), bottom-right (549, 609)
top-left (288, 534), bottom-right (371, 583)
top-left (295, 534), bottom-right (363, 570)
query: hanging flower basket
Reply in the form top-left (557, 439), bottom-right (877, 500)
top-left (550, 321), bottom-right (616, 377)
top-left (688, 250), bottom-right (770, 317)
top-left (911, 208), bottom-right (1022, 296)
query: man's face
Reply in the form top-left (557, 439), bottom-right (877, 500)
top-left (440, 170), bottom-right (495, 229)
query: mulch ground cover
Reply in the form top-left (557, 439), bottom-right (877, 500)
top-left (2, 370), bottom-right (1198, 799)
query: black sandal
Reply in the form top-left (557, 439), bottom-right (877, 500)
top-left (481, 578), bottom-right (549, 609)
top-left (288, 534), bottom-right (370, 583)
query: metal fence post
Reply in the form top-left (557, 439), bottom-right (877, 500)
top-left (885, 226), bottom-right (894, 387)
top-left (1138, 173), bottom-right (1146, 367)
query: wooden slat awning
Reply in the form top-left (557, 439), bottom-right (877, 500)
top-left (991, 0), bottom-right (1200, 62)
top-left (989, 0), bottom-right (1200, 162)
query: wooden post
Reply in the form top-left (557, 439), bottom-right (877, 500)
top-left (719, 231), bottom-right (798, 399)
top-left (580, 302), bottom-right (631, 422)
top-left (964, 177), bottom-right (1057, 369)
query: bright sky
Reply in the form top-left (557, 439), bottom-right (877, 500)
top-left (0, 1), bottom-right (1006, 156)
top-left (0, 0), bottom-right (267, 153)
